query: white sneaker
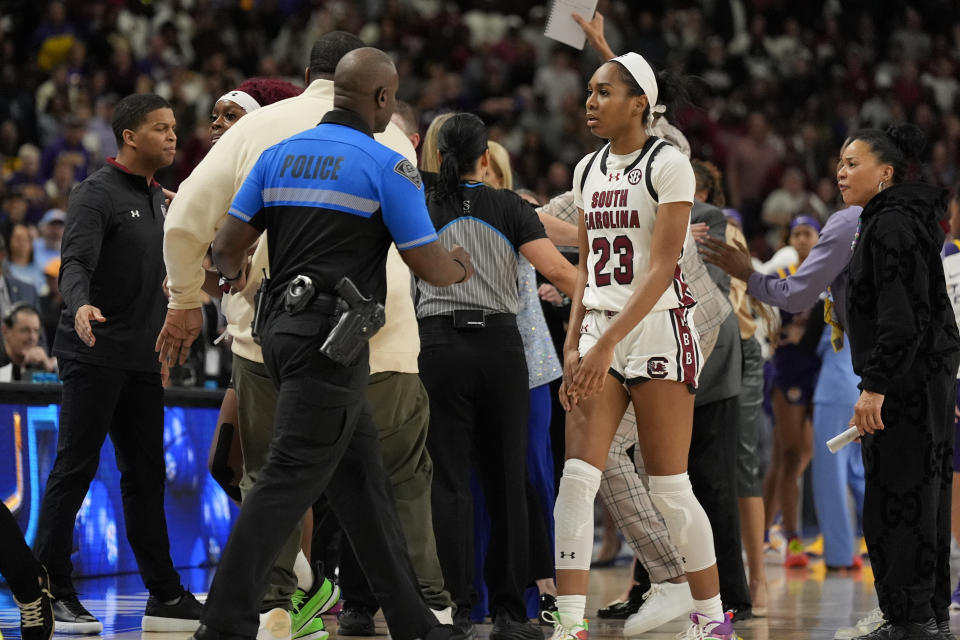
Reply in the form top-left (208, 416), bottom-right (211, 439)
top-left (258, 608), bottom-right (292, 640)
top-left (623, 582), bottom-right (694, 636)
top-left (432, 607), bottom-right (453, 625)
top-left (834, 608), bottom-right (884, 639)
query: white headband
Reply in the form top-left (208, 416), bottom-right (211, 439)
top-left (609, 52), bottom-right (661, 120)
top-left (217, 90), bottom-right (261, 114)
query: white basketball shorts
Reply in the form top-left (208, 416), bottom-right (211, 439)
top-left (577, 307), bottom-right (702, 388)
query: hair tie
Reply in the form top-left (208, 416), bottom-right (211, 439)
top-left (216, 90), bottom-right (261, 114)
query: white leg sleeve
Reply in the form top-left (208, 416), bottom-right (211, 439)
top-left (649, 473), bottom-right (717, 573)
top-left (554, 458), bottom-right (602, 570)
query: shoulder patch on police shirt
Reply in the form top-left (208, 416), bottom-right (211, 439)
top-left (394, 159), bottom-right (422, 189)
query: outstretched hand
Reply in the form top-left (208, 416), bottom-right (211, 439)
top-left (572, 12), bottom-right (615, 60)
top-left (698, 235), bottom-right (755, 282)
top-left (74, 304), bottom-right (106, 347)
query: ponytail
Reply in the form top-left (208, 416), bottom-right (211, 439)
top-left (609, 61), bottom-right (700, 124)
top-left (650, 69), bottom-right (698, 124)
top-left (432, 113), bottom-right (489, 201)
top-left (436, 152), bottom-right (462, 199)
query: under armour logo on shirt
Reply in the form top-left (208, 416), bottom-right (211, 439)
top-left (130, 210), bottom-right (140, 218)
top-left (608, 172), bottom-right (621, 181)
top-left (559, 551), bottom-right (575, 559)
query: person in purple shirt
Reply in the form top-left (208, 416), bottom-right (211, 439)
top-left (700, 206), bottom-right (868, 572)
top-left (700, 206), bottom-right (860, 326)
top-left (39, 116), bottom-right (90, 183)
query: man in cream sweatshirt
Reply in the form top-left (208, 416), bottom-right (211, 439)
top-left (157, 30), bottom-right (454, 636)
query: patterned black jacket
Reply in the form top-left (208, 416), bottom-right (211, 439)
top-left (846, 182), bottom-right (960, 395)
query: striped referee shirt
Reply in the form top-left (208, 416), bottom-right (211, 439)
top-left (416, 182), bottom-right (547, 318)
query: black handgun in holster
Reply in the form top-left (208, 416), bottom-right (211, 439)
top-left (320, 277), bottom-right (386, 366)
top-left (251, 269), bottom-right (270, 345)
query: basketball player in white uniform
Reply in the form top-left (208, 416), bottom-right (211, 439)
top-left (547, 53), bottom-right (738, 640)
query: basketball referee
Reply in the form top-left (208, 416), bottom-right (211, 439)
top-left (417, 113), bottom-right (576, 640)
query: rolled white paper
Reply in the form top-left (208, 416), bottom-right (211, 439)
top-left (827, 426), bottom-right (861, 453)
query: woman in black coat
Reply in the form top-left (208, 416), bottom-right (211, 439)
top-left (839, 123), bottom-right (960, 640)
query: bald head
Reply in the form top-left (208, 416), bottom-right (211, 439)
top-left (333, 47), bottom-right (399, 133)
top-left (335, 47), bottom-right (397, 96)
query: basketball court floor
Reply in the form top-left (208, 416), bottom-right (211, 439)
top-left (1, 558), bottom-right (948, 640)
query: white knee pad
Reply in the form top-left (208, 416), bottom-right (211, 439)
top-left (554, 458), bottom-right (602, 570)
top-left (649, 473), bottom-right (716, 573)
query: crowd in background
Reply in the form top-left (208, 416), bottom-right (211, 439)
top-left (0, 4), bottom-right (957, 640)
top-left (0, 0), bottom-right (958, 386)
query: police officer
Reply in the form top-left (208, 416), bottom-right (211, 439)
top-left (195, 48), bottom-right (472, 640)
top-left (33, 93), bottom-right (203, 633)
top-left (159, 31), bottom-right (455, 633)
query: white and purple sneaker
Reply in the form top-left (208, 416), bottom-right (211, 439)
top-left (678, 611), bottom-right (739, 640)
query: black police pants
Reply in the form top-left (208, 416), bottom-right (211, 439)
top-left (688, 395), bottom-right (751, 611)
top-left (33, 358), bottom-right (184, 600)
top-left (201, 314), bottom-right (436, 640)
top-left (1, 501), bottom-right (42, 602)
top-left (419, 318), bottom-right (531, 620)
top-left (862, 372), bottom-right (955, 624)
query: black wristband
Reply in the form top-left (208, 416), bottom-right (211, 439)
top-left (453, 258), bottom-right (467, 284)
top-left (220, 268), bottom-right (243, 282)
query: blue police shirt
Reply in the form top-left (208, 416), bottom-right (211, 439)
top-left (228, 109), bottom-right (437, 302)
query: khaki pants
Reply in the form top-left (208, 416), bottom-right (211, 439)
top-left (364, 371), bottom-right (451, 610)
top-left (234, 354), bottom-right (301, 611)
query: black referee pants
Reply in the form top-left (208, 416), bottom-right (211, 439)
top-left (861, 372), bottom-right (955, 624)
top-left (419, 316), bottom-right (531, 621)
top-left (202, 312), bottom-right (437, 640)
top-left (33, 358), bottom-right (184, 601)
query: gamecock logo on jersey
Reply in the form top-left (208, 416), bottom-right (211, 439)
top-left (646, 357), bottom-right (669, 378)
top-left (627, 168), bottom-right (643, 185)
